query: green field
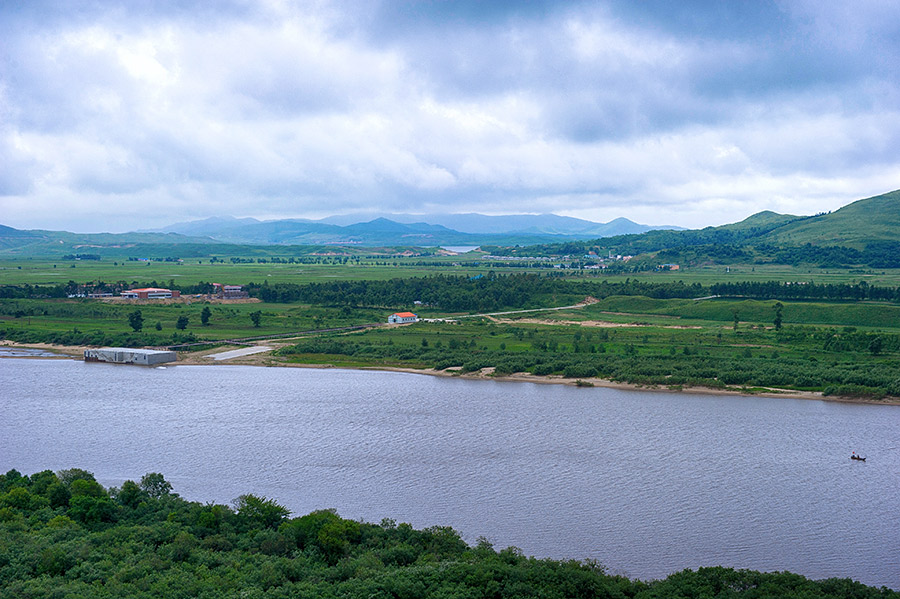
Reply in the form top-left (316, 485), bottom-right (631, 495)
top-left (0, 259), bottom-right (496, 287)
top-left (4, 257), bottom-right (900, 288)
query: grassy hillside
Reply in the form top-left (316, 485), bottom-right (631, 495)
top-left (718, 210), bottom-right (802, 232)
top-left (760, 189), bottom-right (900, 248)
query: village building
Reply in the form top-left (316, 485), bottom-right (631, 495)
top-left (388, 312), bottom-right (418, 324)
top-left (212, 283), bottom-right (249, 299)
top-left (120, 288), bottom-right (180, 299)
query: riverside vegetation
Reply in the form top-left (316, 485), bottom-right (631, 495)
top-left (1, 468), bottom-right (897, 599)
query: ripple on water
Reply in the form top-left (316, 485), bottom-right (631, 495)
top-left (1, 360), bottom-right (898, 589)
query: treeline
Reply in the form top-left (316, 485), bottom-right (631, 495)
top-left (0, 326), bottom-right (197, 348)
top-left (246, 274), bottom-right (580, 311)
top-left (61, 253), bottom-right (101, 261)
top-left (247, 275), bottom-right (709, 309)
top-left (0, 280), bottom-right (218, 299)
top-left (1, 468), bottom-right (894, 598)
top-left (708, 280), bottom-right (900, 302)
top-left (761, 241), bottom-right (900, 268)
top-left (4, 275), bottom-right (900, 308)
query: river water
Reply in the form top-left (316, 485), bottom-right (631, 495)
top-left (1, 357), bottom-right (898, 588)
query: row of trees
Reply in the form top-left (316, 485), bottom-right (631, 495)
top-left (246, 273), bottom-right (578, 310)
top-left (250, 274), bottom-right (900, 309)
top-left (709, 280), bottom-right (900, 302)
top-left (4, 274), bottom-right (900, 307)
top-left (246, 274), bottom-right (711, 308)
top-left (124, 307), bottom-right (262, 332)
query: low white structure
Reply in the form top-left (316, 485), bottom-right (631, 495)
top-left (84, 347), bottom-right (177, 365)
top-left (388, 312), bottom-right (418, 324)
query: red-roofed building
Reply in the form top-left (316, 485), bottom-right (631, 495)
top-left (121, 288), bottom-right (181, 299)
top-left (388, 312), bottom-right (418, 324)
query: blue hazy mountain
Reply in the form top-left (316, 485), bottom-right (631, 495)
top-left (149, 213), bottom-right (679, 245)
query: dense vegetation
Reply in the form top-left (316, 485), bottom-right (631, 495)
top-left (277, 319), bottom-right (900, 399)
top-left (1, 468), bottom-right (895, 599)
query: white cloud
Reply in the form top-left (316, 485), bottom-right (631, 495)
top-left (1, 0), bottom-right (899, 231)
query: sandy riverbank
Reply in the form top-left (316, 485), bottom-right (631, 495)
top-left (0, 340), bottom-right (88, 358)
top-left (2, 340), bottom-right (898, 406)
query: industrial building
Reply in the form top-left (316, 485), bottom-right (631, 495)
top-left (84, 347), bottom-right (177, 365)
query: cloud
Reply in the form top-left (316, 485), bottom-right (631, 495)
top-left (1, 0), bottom-right (899, 232)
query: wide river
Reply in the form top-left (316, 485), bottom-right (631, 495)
top-left (2, 356), bottom-right (898, 589)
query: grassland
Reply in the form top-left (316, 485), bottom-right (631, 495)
top-left (0, 258), bottom-right (493, 287)
top-left (4, 257), bottom-right (900, 288)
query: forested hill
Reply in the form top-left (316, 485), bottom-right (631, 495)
top-left (486, 189), bottom-right (900, 267)
top-left (1, 468), bottom-right (896, 598)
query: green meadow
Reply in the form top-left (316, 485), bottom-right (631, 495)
top-left (4, 257), bottom-right (900, 288)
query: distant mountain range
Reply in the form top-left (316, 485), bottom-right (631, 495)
top-left (147, 213), bottom-right (680, 246)
top-left (1, 190), bottom-right (898, 257)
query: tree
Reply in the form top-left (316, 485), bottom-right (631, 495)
top-left (139, 473), bottom-right (173, 499)
top-left (773, 302), bottom-right (784, 330)
top-left (732, 311), bottom-right (739, 332)
top-left (116, 480), bottom-right (146, 508)
top-left (233, 494), bottom-right (289, 529)
top-left (57, 468), bottom-right (96, 487)
top-left (201, 306), bottom-right (212, 326)
top-left (250, 311), bottom-right (262, 328)
top-left (176, 315), bottom-right (189, 330)
top-left (869, 336), bottom-right (884, 356)
top-left (128, 309), bottom-right (143, 332)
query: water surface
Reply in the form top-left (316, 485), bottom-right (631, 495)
top-left (1, 359), bottom-right (898, 588)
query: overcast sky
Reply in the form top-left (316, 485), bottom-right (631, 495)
top-left (2, 1), bottom-right (899, 233)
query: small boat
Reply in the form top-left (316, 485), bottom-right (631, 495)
top-left (851, 454), bottom-right (866, 461)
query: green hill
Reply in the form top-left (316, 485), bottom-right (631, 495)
top-left (762, 189), bottom-right (900, 248)
top-left (718, 210), bottom-right (801, 232)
